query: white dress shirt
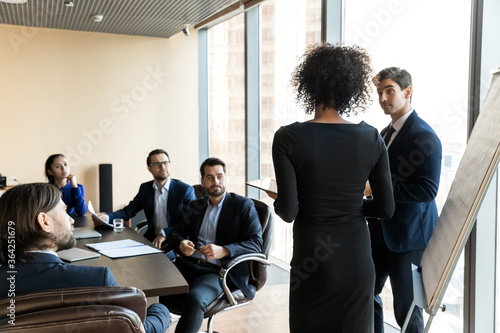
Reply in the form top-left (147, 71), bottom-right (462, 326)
top-left (385, 109), bottom-right (414, 148)
top-left (29, 250), bottom-right (58, 257)
top-left (153, 177), bottom-right (171, 236)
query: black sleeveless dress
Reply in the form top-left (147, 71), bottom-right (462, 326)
top-left (272, 121), bottom-right (394, 332)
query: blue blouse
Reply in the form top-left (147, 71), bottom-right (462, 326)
top-left (59, 182), bottom-right (88, 217)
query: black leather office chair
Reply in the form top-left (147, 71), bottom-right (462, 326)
top-left (0, 286), bottom-right (148, 333)
top-left (135, 219), bottom-right (149, 236)
top-left (192, 184), bottom-right (206, 198)
top-left (168, 197), bottom-right (273, 333)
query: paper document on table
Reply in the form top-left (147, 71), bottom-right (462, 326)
top-left (85, 239), bottom-right (162, 258)
top-left (246, 178), bottom-right (277, 194)
top-left (86, 239), bottom-right (144, 251)
top-left (88, 200), bottom-right (112, 228)
top-left (99, 245), bottom-right (163, 259)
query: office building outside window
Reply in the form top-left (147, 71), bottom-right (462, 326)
top-left (208, 14), bottom-right (246, 196)
top-left (259, 0), bottom-right (322, 264)
top-left (344, 0), bottom-right (470, 331)
top-left (207, 0), bottom-right (322, 264)
top-left (204, 0), bottom-right (498, 330)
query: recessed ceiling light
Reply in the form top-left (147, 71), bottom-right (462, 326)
top-left (0, 0), bottom-right (27, 4)
top-left (92, 15), bottom-right (103, 22)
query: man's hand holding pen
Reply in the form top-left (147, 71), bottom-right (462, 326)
top-left (179, 239), bottom-right (229, 260)
top-left (200, 244), bottom-right (229, 261)
top-left (179, 239), bottom-right (197, 256)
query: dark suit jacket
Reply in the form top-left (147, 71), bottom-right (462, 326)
top-left (0, 253), bottom-right (117, 297)
top-left (168, 192), bottom-right (263, 299)
top-left (108, 178), bottom-right (196, 242)
top-left (369, 111), bottom-right (442, 252)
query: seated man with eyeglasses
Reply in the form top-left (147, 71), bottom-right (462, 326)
top-left (93, 149), bottom-right (196, 249)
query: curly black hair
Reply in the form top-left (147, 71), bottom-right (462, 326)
top-left (291, 43), bottom-right (373, 116)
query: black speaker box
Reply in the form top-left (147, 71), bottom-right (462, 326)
top-left (0, 174), bottom-right (6, 189)
top-left (99, 164), bottom-right (113, 212)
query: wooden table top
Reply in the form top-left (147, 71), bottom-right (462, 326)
top-left (72, 215), bottom-right (188, 298)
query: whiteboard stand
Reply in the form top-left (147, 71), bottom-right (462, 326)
top-left (401, 300), bottom-right (416, 333)
top-left (402, 69), bottom-right (500, 333)
top-left (402, 264), bottom-right (435, 333)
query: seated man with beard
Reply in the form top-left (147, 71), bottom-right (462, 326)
top-left (160, 158), bottom-right (263, 333)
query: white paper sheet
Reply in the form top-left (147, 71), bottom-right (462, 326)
top-left (99, 245), bottom-right (162, 258)
top-left (86, 239), bottom-right (144, 251)
top-left (85, 239), bottom-right (162, 258)
top-left (88, 200), bottom-right (113, 228)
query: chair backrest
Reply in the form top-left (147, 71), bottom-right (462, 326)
top-left (189, 186), bottom-right (273, 290)
top-left (0, 286), bottom-right (147, 333)
top-left (249, 198), bottom-right (273, 291)
top-left (192, 184), bottom-right (205, 198)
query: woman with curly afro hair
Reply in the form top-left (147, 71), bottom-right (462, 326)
top-left (269, 43), bottom-right (395, 332)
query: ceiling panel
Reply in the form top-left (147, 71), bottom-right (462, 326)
top-left (0, 0), bottom-right (239, 38)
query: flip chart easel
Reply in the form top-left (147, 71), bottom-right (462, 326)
top-left (402, 66), bottom-right (500, 332)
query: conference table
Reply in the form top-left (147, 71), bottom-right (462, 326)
top-left (72, 216), bottom-right (188, 298)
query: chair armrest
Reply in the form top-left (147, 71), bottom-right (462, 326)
top-left (134, 219), bottom-right (148, 232)
top-left (0, 305), bottom-right (145, 332)
top-left (135, 220), bottom-right (149, 237)
top-left (0, 286), bottom-right (147, 323)
top-left (218, 254), bottom-right (271, 306)
top-left (220, 253), bottom-right (267, 268)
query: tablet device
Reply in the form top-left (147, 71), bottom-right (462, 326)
top-left (246, 178), bottom-right (277, 194)
top-left (57, 247), bottom-right (101, 262)
top-left (73, 227), bottom-right (102, 240)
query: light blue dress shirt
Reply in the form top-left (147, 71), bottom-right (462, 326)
top-left (191, 194), bottom-right (226, 265)
top-left (153, 178), bottom-right (171, 236)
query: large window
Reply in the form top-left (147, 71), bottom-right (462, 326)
top-left (208, 14), bottom-right (246, 196)
top-left (206, 0), bottom-right (322, 264)
top-left (344, 0), bottom-right (471, 330)
top-left (259, 0), bottom-right (322, 264)
top-left (202, 1), bottom-right (500, 330)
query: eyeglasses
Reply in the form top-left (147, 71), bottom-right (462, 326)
top-left (149, 161), bottom-right (170, 168)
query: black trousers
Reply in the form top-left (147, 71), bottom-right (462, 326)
top-left (159, 256), bottom-right (225, 333)
top-left (370, 222), bottom-right (424, 333)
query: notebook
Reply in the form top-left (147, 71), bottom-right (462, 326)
top-left (73, 227), bottom-right (102, 239)
top-left (57, 247), bottom-right (101, 262)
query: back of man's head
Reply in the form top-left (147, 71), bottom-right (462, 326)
top-left (374, 67), bottom-right (412, 90)
top-left (0, 183), bottom-right (61, 263)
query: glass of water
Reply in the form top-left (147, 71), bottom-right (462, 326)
top-left (113, 218), bottom-right (124, 232)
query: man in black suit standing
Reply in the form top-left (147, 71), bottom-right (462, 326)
top-left (0, 183), bottom-right (170, 333)
top-left (366, 67), bottom-right (442, 333)
top-left (94, 148), bottom-right (196, 249)
top-left (161, 157), bottom-right (262, 333)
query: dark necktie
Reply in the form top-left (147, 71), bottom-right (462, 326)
top-left (384, 125), bottom-right (395, 146)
